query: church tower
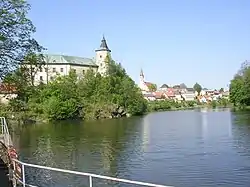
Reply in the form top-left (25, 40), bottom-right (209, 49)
top-left (95, 36), bottom-right (111, 76)
top-left (139, 69), bottom-right (146, 91)
top-left (140, 68), bottom-right (145, 83)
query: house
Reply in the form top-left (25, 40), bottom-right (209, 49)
top-left (174, 90), bottom-right (183, 101)
top-left (154, 91), bottom-right (164, 100)
top-left (24, 36), bottom-right (112, 85)
top-left (0, 84), bottom-right (17, 104)
top-left (159, 84), bottom-right (169, 91)
top-left (200, 88), bottom-right (208, 96)
top-left (143, 93), bottom-right (156, 101)
top-left (173, 83), bottom-right (188, 93)
top-left (164, 88), bottom-right (175, 99)
top-left (222, 91), bottom-right (230, 100)
top-left (182, 88), bottom-right (196, 101)
top-left (139, 69), bottom-right (156, 94)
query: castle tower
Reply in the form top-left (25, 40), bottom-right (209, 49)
top-left (95, 36), bottom-right (111, 76)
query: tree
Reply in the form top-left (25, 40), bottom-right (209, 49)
top-left (22, 53), bottom-right (45, 86)
top-left (219, 88), bottom-right (224, 93)
top-left (0, 0), bottom-right (43, 79)
top-left (22, 59), bottom-right (148, 121)
top-left (3, 53), bottom-right (45, 102)
top-left (148, 83), bottom-right (157, 92)
top-left (193, 82), bottom-right (202, 94)
top-left (230, 61), bottom-right (250, 107)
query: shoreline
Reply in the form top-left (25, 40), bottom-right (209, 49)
top-left (4, 103), bottom-right (234, 125)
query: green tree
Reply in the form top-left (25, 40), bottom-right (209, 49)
top-left (3, 53), bottom-right (45, 103)
top-left (148, 84), bottom-right (157, 92)
top-left (22, 59), bottom-right (148, 121)
top-left (230, 61), bottom-right (250, 107)
top-left (219, 88), bottom-right (224, 93)
top-left (193, 82), bottom-right (202, 94)
top-left (22, 53), bottom-right (45, 86)
top-left (0, 0), bottom-right (43, 79)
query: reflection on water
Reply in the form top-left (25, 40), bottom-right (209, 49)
top-left (10, 109), bottom-right (250, 187)
top-left (141, 115), bottom-right (150, 152)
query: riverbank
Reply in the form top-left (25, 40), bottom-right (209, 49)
top-left (147, 99), bottom-right (231, 113)
top-left (0, 98), bottom-right (232, 124)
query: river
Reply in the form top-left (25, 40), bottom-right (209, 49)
top-left (10, 108), bottom-right (250, 187)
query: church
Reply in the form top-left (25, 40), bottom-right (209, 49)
top-left (32, 36), bottom-right (112, 85)
top-left (139, 69), bottom-right (155, 94)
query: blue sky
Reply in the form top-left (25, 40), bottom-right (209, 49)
top-left (28, 0), bottom-right (250, 89)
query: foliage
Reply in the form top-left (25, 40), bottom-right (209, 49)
top-left (193, 82), bottom-right (202, 94)
top-left (148, 83), bottom-right (157, 92)
top-left (148, 100), bottom-right (198, 112)
top-left (230, 62), bottom-right (250, 107)
top-left (6, 59), bottom-right (147, 121)
top-left (219, 88), bottom-right (224, 93)
top-left (0, 0), bottom-right (44, 79)
top-left (3, 53), bottom-right (45, 102)
top-left (217, 98), bottom-right (229, 108)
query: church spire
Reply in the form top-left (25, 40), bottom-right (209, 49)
top-left (95, 35), bottom-right (111, 52)
top-left (140, 68), bottom-right (144, 78)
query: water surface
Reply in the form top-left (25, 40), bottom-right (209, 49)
top-left (11, 108), bottom-right (250, 187)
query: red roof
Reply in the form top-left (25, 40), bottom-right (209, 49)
top-left (165, 88), bottom-right (175, 97)
top-left (0, 84), bottom-right (17, 94)
top-left (154, 91), bottom-right (163, 99)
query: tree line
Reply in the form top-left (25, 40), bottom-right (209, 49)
top-left (229, 61), bottom-right (250, 108)
top-left (2, 57), bottom-right (148, 121)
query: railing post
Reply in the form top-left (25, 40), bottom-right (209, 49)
top-left (22, 164), bottom-right (26, 187)
top-left (1, 117), bottom-right (3, 134)
top-left (89, 175), bottom-right (92, 187)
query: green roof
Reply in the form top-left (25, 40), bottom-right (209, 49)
top-left (43, 54), bottom-right (97, 67)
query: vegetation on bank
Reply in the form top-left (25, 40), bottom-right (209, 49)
top-left (148, 98), bottom-right (230, 112)
top-left (2, 59), bottom-right (148, 121)
top-left (229, 61), bottom-right (250, 109)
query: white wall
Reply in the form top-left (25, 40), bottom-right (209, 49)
top-left (0, 94), bottom-right (17, 104)
top-left (31, 64), bottom-right (98, 85)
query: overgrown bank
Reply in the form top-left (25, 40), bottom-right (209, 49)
top-left (1, 60), bottom-right (147, 121)
top-left (148, 98), bottom-right (230, 112)
top-left (0, 55), bottom-right (232, 122)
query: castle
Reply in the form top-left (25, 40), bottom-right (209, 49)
top-left (32, 36), bottom-right (112, 85)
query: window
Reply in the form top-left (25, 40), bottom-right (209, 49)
top-left (39, 76), bottom-right (43, 81)
top-left (100, 55), bottom-right (102, 58)
top-left (72, 69), bottom-right (76, 73)
top-left (82, 70), bottom-right (85, 74)
top-left (39, 67), bottom-right (43, 72)
top-left (60, 68), bottom-right (63, 72)
top-left (45, 68), bottom-right (48, 72)
top-left (53, 68), bottom-right (56, 72)
top-left (50, 76), bottom-right (54, 81)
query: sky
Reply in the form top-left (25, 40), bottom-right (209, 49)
top-left (27, 0), bottom-right (250, 89)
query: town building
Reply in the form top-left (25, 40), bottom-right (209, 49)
top-left (29, 36), bottom-right (112, 85)
top-left (139, 69), bottom-right (155, 94)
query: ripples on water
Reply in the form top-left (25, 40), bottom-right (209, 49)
top-left (11, 108), bottom-right (250, 187)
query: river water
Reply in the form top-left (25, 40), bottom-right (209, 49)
top-left (11, 108), bottom-right (250, 187)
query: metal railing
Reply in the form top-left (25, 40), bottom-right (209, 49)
top-left (13, 159), bottom-right (174, 187)
top-left (0, 116), bottom-right (11, 146)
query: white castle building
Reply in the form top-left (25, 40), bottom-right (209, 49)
top-left (32, 36), bottom-right (112, 85)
